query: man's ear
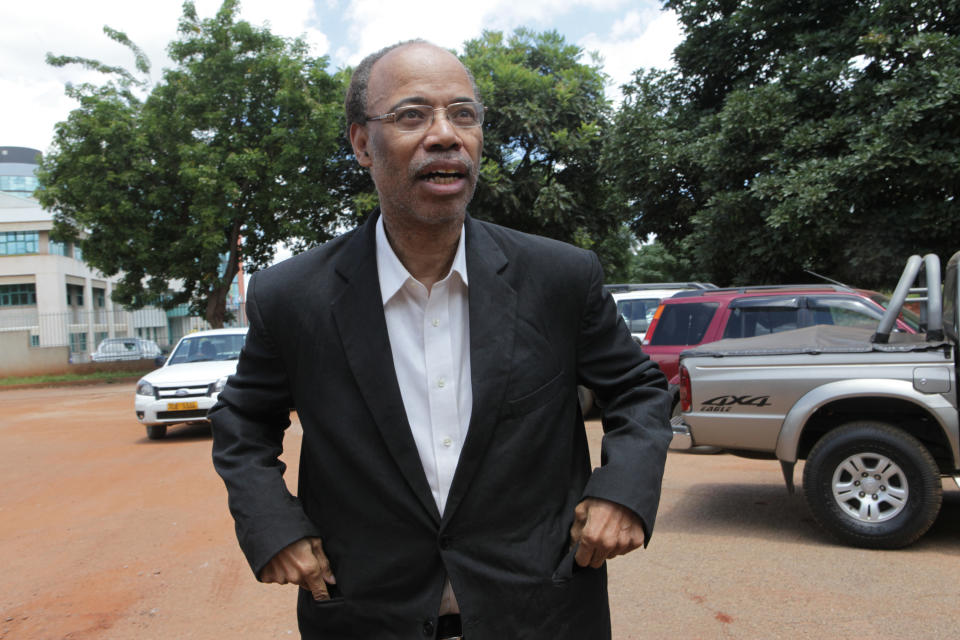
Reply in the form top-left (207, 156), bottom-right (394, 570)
top-left (350, 123), bottom-right (373, 168)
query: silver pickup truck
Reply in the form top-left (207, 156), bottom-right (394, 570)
top-left (672, 252), bottom-right (960, 549)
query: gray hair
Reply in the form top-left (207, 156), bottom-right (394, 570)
top-left (344, 40), bottom-right (481, 133)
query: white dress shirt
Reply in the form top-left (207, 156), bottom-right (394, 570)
top-left (375, 216), bottom-right (473, 516)
top-left (376, 217), bottom-right (472, 616)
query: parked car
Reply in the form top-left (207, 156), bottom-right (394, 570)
top-left (577, 283), bottom-right (717, 416)
top-left (605, 282), bottom-right (717, 343)
top-left (90, 337), bottom-right (162, 362)
top-left (673, 253), bottom-right (957, 549)
top-left (134, 327), bottom-right (248, 440)
top-left (642, 285), bottom-right (920, 407)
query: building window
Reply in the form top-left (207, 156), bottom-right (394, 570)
top-left (73, 245), bottom-right (83, 261)
top-left (30, 335), bottom-right (40, 347)
top-left (69, 332), bottom-right (88, 353)
top-left (66, 283), bottom-right (84, 307)
top-left (0, 175), bottom-right (39, 197)
top-left (49, 240), bottom-right (67, 256)
top-left (94, 331), bottom-right (109, 347)
top-left (0, 231), bottom-right (39, 255)
top-left (0, 283), bottom-right (37, 306)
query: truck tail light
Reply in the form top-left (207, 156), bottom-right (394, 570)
top-left (679, 364), bottom-right (692, 413)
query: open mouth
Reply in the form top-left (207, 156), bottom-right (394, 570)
top-left (420, 169), bottom-right (465, 184)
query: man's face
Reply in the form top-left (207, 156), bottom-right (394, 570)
top-left (350, 44), bottom-right (483, 227)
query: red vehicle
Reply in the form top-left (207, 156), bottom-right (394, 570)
top-left (642, 284), bottom-right (920, 394)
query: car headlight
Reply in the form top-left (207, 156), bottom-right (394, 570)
top-left (212, 375), bottom-right (230, 395)
top-left (136, 380), bottom-right (155, 396)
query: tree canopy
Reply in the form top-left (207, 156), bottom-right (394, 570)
top-left (37, 0), bottom-right (343, 327)
top-left (38, 2), bottom-right (960, 305)
top-left (461, 30), bottom-right (632, 275)
top-left (609, 0), bottom-right (960, 288)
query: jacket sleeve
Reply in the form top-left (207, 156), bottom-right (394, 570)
top-left (210, 272), bottom-right (321, 576)
top-left (575, 252), bottom-right (673, 543)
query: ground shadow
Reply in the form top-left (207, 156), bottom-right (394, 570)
top-left (136, 421), bottom-right (212, 444)
top-left (659, 481), bottom-right (960, 551)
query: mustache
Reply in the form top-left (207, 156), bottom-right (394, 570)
top-left (410, 154), bottom-right (477, 178)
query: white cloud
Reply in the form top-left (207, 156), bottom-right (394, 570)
top-left (331, 0), bottom-right (634, 66)
top-left (580, 9), bottom-right (682, 101)
top-left (0, 0), bottom-right (327, 152)
top-left (2, 0), bottom-right (679, 152)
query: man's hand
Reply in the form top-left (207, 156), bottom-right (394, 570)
top-left (259, 537), bottom-right (337, 601)
top-left (569, 498), bottom-right (646, 568)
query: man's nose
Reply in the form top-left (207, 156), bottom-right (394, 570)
top-left (423, 110), bottom-right (462, 149)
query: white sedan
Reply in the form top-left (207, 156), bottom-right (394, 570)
top-left (134, 327), bottom-right (247, 440)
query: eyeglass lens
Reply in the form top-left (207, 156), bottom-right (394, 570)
top-left (393, 103), bottom-right (483, 131)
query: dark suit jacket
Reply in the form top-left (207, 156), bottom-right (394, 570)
top-left (211, 211), bottom-right (672, 639)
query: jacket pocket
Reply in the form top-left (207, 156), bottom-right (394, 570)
top-left (551, 542), bottom-right (589, 583)
top-left (504, 370), bottom-right (564, 418)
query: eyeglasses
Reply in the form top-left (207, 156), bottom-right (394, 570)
top-left (364, 101), bottom-right (485, 132)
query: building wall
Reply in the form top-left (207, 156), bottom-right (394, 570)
top-left (0, 330), bottom-right (70, 377)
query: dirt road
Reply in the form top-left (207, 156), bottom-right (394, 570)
top-left (1, 383), bottom-right (957, 639)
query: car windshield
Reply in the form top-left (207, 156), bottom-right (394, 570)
top-left (616, 298), bottom-right (661, 333)
top-left (869, 293), bottom-right (922, 332)
top-left (167, 333), bottom-right (246, 365)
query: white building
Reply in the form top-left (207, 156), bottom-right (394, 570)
top-left (0, 146), bottom-right (209, 369)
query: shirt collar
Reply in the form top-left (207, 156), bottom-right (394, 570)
top-left (376, 215), bottom-right (469, 305)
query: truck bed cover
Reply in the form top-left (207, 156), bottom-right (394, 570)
top-left (679, 324), bottom-right (950, 359)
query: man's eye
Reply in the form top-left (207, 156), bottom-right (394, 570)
top-left (398, 108), bottom-right (427, 120)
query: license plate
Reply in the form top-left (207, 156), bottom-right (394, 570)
top-left (166, 401), bottom-right (199, 411)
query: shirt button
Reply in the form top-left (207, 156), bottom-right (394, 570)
top-left (422, 619), bottom-right (435, 636)
top-left (432, 318), bottom-right (440, 327)
top-left (442, 437), bottom-right (453, 447)
top-left (437, 377), bottom-right (446, 388)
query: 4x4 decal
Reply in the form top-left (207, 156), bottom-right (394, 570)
top-left (699, 395), bottom-right (771, 412)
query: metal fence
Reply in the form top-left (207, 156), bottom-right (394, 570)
top-left (0, 303), bottom-right (247, 362)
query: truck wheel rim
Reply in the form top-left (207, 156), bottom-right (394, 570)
top-left (831, 453), bottom-right (908, 523)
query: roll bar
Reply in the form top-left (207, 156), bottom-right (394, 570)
top-left (872, 254), bottom-right (943, 343)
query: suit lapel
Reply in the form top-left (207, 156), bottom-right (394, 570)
top-left (330, 212), bottom-right (441, 525)
top-left (443, 216), bottom-right (517, 523)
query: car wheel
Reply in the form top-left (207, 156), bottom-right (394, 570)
top-left (146, 425), bottom-right (167, 440)
top-left (802, 421), bottom-right (942, 549)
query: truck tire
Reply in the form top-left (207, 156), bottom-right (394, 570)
top-left (802, 421), bottom-right (942, 549)
top-left (146, 425), bottom-right (167, 440)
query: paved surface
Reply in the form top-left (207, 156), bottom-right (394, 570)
top-left (1, 383), bottom-right (957, 639)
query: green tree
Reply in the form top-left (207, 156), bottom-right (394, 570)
top-left (610, 0), bottom-right (960, 288)
top-left (460, 29), bottom-right (631, 278)
top-left (37, 0), bottom-right (343, 327)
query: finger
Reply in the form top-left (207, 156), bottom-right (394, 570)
top-left (309, 538), bottom-right (337, 585)
top-left (305, 583), bottom-right (330, 601)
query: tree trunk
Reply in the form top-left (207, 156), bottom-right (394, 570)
top-left (204, 219), bottom-right (243, 329)
top-left (205, 286), bottom-right (228, 329)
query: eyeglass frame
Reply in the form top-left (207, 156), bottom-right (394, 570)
top-left (363, 101), bottom-right (486, 132)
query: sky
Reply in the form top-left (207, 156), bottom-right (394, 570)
top-left (1, 0), bottom-right (683, 154)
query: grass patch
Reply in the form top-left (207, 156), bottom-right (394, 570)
top-left (0, 369), bottom-right (146, 387)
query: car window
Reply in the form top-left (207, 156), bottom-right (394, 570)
top-left (616, 298), bottom-right (660, 333)
top-left (807, 296), bottom-right (883, 330)
top-left (868, 292), bottom-right (921, 331)
top-left (723, 307), bottom-right (802, 339)
top-left (648, 302), bottom-right (719, 346)
top-left (168, 334), bottom-right (245, 365)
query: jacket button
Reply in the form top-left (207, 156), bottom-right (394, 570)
top-left (439, 536), bottom-right (452, 550)
top-left (422, 619), bottom-right (435, 636)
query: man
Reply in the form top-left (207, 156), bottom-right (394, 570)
top-left (211, 40), bottom-right (672, 639)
